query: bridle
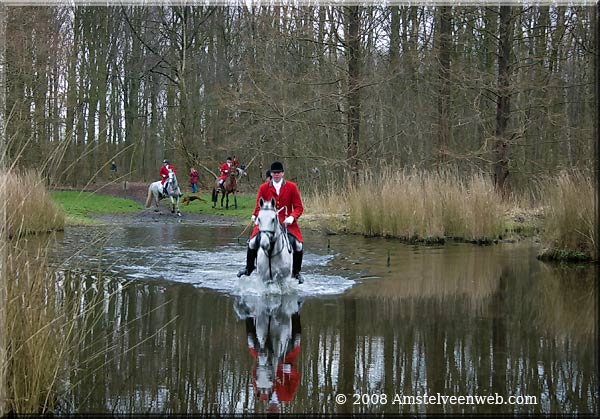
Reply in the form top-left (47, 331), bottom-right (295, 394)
top-left (166, 172), bottom-right (178, 194)
top-left (259, 206), bottom-right (292, 278)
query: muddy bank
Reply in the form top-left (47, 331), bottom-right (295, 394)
top-left (92, 209), bottom-right (244, 226)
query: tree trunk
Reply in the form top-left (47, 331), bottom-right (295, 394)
top-left (0, 4), bottom-right (6, 415)
top-left (437, 6), bottom-right (451, 165)
top-left (346, 6), bottom-right (360, 184)
top-left (493, 6), bottom-right (513, 197)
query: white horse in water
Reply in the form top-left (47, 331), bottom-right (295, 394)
top-left (145, 171), bottom-right (182, 216)
top-left (256, 197), bottom-right (294, 289)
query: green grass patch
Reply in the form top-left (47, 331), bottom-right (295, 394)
top-left (503, 220), bottom-right (538, 238)
top-left (52, 191), bottom-right (258, 224)
top-left (51, 191), bottom-right (143, 223)
top-left (178, 192), bottom-right (256, 222)
top-left (537, 248), bottom-right (593, 262)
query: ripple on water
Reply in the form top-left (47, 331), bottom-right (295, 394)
top-left (104, 246), bottom-right (354, 297)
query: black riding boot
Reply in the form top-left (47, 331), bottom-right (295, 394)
top-left (237, 247), bottom-right (258, 278)
top-left (292, 250), bottom-right (304, 284)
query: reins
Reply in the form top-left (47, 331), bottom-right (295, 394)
top-left (259, 206), bottom-right (292, 280)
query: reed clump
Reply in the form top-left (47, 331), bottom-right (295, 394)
top-left (303, 181), bottom-right (350, 233)
top-left (538, 170), bottom-right (596, 261)
top-left (1, 170), bottom-right (79, 413)
top-left (6, 169), bottom-right (65, 237)
top-left (347, 168), bottom-right (505, 242)
top-left (4, 240), bottom-right (73, 413)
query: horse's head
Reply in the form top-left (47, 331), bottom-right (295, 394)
top-left (166, 171), bottom-right (177, 188)
top-left (236, 166), bottom-right (247, 178)
top-left (258, 197), bottom-right (279, 250)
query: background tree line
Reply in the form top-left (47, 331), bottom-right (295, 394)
top-left (4, 4), bottom-right (596, 195)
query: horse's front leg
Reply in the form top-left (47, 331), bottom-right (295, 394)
top-left (170, 196), bottom-right (175, 213)
top-left (175, 197), bottom-right (181, 216)
top-left (233, 191), bottom-right (237, 209)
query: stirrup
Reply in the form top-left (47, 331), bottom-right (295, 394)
top-left (294, 272), bottom-right (304, 284)
top-left (237, 267), bottom-right (249, 278)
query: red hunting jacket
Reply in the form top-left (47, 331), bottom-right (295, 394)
top-left (160, 165), bottom-right (176, 184)
top-left (250, 179), bottom-right (303, 242)
top-left (219, 162), bottom-right (231, 182)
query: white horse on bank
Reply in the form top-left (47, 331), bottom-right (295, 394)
top-left (145, 171), bottom-right (182, 216)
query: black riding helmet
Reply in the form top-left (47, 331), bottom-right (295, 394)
top-left (270, 161), bottom-right (284, 172)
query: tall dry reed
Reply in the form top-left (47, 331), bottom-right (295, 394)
top-left (4, 240), bottom-right (71, 413)
top-left (2, 170), bottom-right (75, 413)
top-left (539, 170), bottom-right (596, 260)
top-left (347, 168), bottom-right (505, 241)
top-left (6, 169), bottom-right (64, 238)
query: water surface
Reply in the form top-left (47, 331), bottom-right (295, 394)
top-left (53, 223), bottom-right (597, 414)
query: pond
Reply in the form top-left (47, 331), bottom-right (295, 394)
top-left (51, 222), bottom-right (597, 414)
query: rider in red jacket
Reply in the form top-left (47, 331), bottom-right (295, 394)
top-left (218, 157), bottom-right (233, 191)
top-left (237, 161), bottom-right (305, 283)
top-left (160, 159), bottom-right (176, 195)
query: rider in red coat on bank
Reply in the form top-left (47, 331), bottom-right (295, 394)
top-left (160, 159), bottom-right (176, 195)
top-left (237, 161), bottom-right (305, 283)
top-left (218, 157), bottom-right (233, 191)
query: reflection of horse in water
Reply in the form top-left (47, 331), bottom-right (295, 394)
top-left (212, 166), bottom-right (247, 209)
top-left (234, 293), bottom-right (302, 413)
top-left (146, 171), bottom-right (182, 216)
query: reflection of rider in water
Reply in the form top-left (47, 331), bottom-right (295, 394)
top-left (246, 311), bottom-right (301, 412)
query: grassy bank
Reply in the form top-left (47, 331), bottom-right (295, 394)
top-left (176, 192), bottom-right (257, 220)
top-left (51, 191), bottom-right (143, 225)
top-left (51, 190), bottom-right (256, 224)
top-left (537, 170), bottom-right (596, 261)
top-left (305, 168), bottom-right (596, 262)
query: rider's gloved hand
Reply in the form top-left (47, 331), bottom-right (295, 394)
top-left (251, 215), bottom-right (257, 224)
top-left (284, 216), bottom-right (294, 226)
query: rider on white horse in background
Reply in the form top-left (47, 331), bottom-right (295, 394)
top-left (238, 161), bottom-right (305, 284)
top-left (160, 159), bottom-right (179, 196)
top-left (218, 157), bottom-right (233, 191)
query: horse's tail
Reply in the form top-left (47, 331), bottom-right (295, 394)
top-left (145, 185), bottom-right (153, 208)
top-left (211, 187), bottom-right (217, 202)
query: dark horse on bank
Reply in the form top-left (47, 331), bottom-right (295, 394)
top-left (212, 166), bottom-right (247, 209)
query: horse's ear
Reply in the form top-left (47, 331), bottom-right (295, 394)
top-left (259, 197), bottom-right (264, 208)
top-left (270, 197), bottom-right (276, 208)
